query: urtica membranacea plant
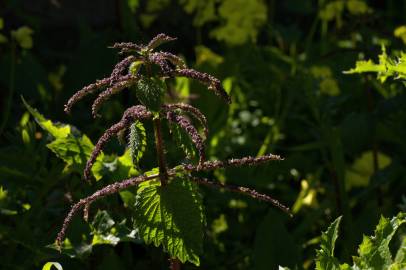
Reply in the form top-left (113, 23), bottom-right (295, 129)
top-left (57, 33), bottom-right (291, 267)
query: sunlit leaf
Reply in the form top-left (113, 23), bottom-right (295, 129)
top-left (316, 216), bottom-right (342, 270)
top-left (22, 97), bottom-right (70, 139)
top-left (134, 176), bottom-right (204, 265)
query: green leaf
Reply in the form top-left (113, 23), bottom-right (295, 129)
top-left (42, 262), bottom-right (63, 270)
top-left (169, 123), bottom-right (197, 160)
top-left (353, 213), bottom-right (406, 269)
top-left (46, 135), bottom-right (97, 174)
top-left (22, 97), bottom-right (70, 139)
top-left (316, 216), bottom-right (342, 270)
top-left (135, 77), bottom-right (165, 111)
top-left (24, 100), bottom-right (137, 181)
top-left (128, 121), bottom-right (147, 168)
top-left (344, 46), bottom-right (406, 83)
top-left (134, 176), bottom-right (204, 265)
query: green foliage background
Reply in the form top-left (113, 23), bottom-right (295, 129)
top-left (0, 0), bottom-right (405, 269)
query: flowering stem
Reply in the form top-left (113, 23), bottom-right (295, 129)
top-left (169, 258), bottom-right (181, 270)
top-left (153, 117), bottom-right (168, 186)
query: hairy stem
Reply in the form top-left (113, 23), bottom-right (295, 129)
top-left (153, 117), bottom-right (168, 186)
top-left (169, 258), bottom-right (181, 270)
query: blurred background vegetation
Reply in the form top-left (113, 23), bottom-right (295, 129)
top-left (1, 0), bottom-right (406, 269)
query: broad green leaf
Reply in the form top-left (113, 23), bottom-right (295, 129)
top-left (42, 262), bottom-right (63, 270)
top-left (134, 177), bottom-right (204, 265)
top-left (135, 77), bottom-right (165, 111)
top-left (316, 216), bottom-right (342, 270)
top-left (128, 121), bottom-right (147, 168)
top-left (22, 97), bottom-right (70, 139)
top-left (47, 135), bottom-right (96, 173)
top-left (24, 100), bottom-right (137, 181)
top-left (353, 213), bottom-right (406, 269)
top-left (169, 123), bottom-right (197, 160)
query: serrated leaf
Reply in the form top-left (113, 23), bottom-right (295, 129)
top-left (134, 177), bottom-right (204, 265)
top-left (128, 121), bottom-right (147, 168)
top-left (316, 216), bottom-right (342, 270)
top-left (353, 213), bottom-right (406, 269)
top-left (22, 97), bottom-right (70, 139)
top-left (46, 135), bottom-right (97, 173)
top-left (169, 123), bottom-right (196, 160)
top-left (344, 46), bottom-right (406, 83)
top-left (24, 100), bottom-right (137, 181)
top-left (135, 77), bottom-right (165, 111)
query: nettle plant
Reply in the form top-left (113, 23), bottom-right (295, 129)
top-left (54, 34), bottom-right (290, 267)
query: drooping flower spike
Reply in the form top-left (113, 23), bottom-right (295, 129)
top-left (163, 103), bottom-right (209, 139)
top-left (182, 153), bottom-right (283, 172)
top-left (153, 51), bottom-right (186, 69)
top-left (146, 33), bottom-right (177, 51)
top-left (65, 33), bottom-right (230, 118)
top-left (172, 69), bottom-right (231, 104)
top-left (165, 110), bottom-right (206, 166)
top-left (91, 75), bottom-right (139, 117)
top-left (84, 105), bottom-right (152, 181)
top-left (64, 77), bottom-right (112, 113)
top-left (189, 176), bottom-right (291, 215)
top-left (110, 55), bottom-right (137, 85)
